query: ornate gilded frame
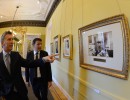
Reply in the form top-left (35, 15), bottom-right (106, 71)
top-left (63, 34), bottom-right (73, 59)
top-left (54, 35), bottom-right (61, 61)
top-left (79, 14), bottom-right (129, 79)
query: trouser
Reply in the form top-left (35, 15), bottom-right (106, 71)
top-left (4, 91), bottom-right (29, 100)
top-left (32, 78), bottom-right (48, 100)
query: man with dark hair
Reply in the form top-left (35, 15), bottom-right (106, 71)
top-left (0, 31), bottom-right (55, 100)
top-left (25, 38), bottom-right (52, 100)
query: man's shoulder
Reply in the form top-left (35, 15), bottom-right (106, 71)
top-left (40, 50), bottom-right (48, 55)
top-left (27, 51), bottom-right (33, 56)
top-left (40, 50), bottom-right (48, 54)
top-left (27, 51), bottom-right (33, 54)
top-left (11, 51), bottom-right (19, 54)
top-left (40, 50), bottom-right (48, 53)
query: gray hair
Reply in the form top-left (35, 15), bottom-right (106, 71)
top-left (1, 31), bottom-right (12, 43)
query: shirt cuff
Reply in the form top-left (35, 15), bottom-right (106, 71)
top-left (42, 57), bottom-right (46, 63)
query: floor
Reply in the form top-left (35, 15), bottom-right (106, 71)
top-left (22, 71), bottom-right (68, 100)
top-left (49, 82), bottom-right (68, 100)
top-left (27, 82), bottom-right (68, 100)
top-left (27, 84), bottom-right (54, 100)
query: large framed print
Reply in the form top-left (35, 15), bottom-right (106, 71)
top-left (63, 34), bottom-right (73, 59)
top-left (54, 35), bottom-right (61, 61)
top-left (79, 14), bottom-right (129, 79)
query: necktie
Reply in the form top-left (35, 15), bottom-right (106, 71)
top-left (36, 52), bottom-right (38, 60)
top-left (35, 52), bottom-right (38, 77)
top-left (5, 53), bottom-right (10, 73)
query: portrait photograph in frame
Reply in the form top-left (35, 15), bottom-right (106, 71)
top-left (79, 14), bottom-right (129, 79)
top-left (50, 42), bottom-right (54, 55)
top-left (54, 35), bottom-right (61, 61)
top-left (63, 34), bottom-right (73, 59)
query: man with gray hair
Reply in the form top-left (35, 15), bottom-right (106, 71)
top-left (0, 31), bottom-right (55, 100)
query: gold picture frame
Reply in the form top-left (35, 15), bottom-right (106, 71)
top-left (63, 34), bottom-right (73, 59)
top-left (54, 35), bottom-right (61, 61)
top-left (79, 14), bottom-right (129, 79)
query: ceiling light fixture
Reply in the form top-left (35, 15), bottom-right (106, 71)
top-left (11, 6), bottom-right (19, 27)
top-left (0, 16), bottom-right (3, 18)
top-left (37, 0), bottom-right (40, 4)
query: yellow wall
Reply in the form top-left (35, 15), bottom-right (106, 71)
top-left (46, 0), bottom-right (130, 100)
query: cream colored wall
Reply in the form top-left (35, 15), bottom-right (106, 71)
top-left (46, 0), bottom-right (130, 100)
top-left (0, 27), bottom-right (46, 52)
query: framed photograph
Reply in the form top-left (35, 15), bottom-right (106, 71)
top-left (63, 34), bottom-right (73, 59)
top-left (54, 35), bottom-right (61, 61)
top-left (50, 42), bottom-right (54, 55)
top-left (79, 14), bottom-right (129, 79)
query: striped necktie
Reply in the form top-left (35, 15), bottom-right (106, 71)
top-left (5, 53), bottom-right (10, 73)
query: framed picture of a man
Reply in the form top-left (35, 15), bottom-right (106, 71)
top-left (54, 35), bottom-right (61, 61)
top-left (63, 34), bottom-right (73, 59)
top-left (79, 14), bottom-right (129, 79)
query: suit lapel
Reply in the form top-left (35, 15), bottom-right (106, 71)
top-left (10, 52), bottom-right (16, 74)
top-left (0, 52), bottom-right (11, 78)
top-left (40, 50), bottom-right (45, 58)
top-left (30, 51), bottom-right (34, 60)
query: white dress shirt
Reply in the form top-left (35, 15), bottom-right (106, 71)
top-left (34, 51), bottom-right (41, 77)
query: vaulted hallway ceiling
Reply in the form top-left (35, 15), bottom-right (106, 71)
top-left (0, 0), bottom-right (60, 27)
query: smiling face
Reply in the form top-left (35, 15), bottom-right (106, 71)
top-left (2, 34), bottom-right (14, 52)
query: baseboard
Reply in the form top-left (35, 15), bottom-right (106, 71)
top-left (56, 66), bottom-right (126, 100)
top-left (52, 76), bottom-right (73, 100)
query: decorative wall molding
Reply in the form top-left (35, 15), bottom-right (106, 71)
top-left (46, 0), bottom-right (61, 24)
top-left (55, 66), bottom-right (126, 100)
top-left (0, 20), bottom-right (46, 28)
top-left (0, 0), bottom-right (61, 28)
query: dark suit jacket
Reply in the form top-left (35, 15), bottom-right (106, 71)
top-left (0, 51), bottom-right (45, 97)
top-left (25, 50), bottom-right (52, 84)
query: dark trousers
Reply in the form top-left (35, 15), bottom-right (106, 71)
top-left (4, 91), bottom-right (29, 100)
top-left (32, 78), bottom-right (48, 100)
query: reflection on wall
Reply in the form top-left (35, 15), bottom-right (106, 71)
top-left (27, 40), bottom-right (32, 52)
top-left (11, 26), bottom-right (27, 56)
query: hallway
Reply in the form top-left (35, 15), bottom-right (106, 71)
top-left (27, 84), bottom-right (54, 100)
top-left (27, 82), bottom-right (67, 100)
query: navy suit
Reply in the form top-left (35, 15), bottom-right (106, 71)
top-left (25, 50), bottom-right (52, 100)
top-left (0, 51), bottom-right (45, 100)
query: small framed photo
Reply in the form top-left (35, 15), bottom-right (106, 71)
top-left (54, 35), bottom-right (61, 61)
top-left (79, 14), bottom-right (129, 79)
top-left (63, 34), bottom-right (73, 59)
top-left (50, 42), bottom-right (54, 55)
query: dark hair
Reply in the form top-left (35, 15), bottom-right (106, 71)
top-left (1, 31), bottom-right (12, 43)
top-left (32, 38), bottom-right (42, 45)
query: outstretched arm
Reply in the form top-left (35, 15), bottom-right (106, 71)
top-left (18, 52), bottom-right (57, 68)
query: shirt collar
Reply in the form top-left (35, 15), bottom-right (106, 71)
top-left (3, 49), bottom-right (11, 57)
top-left (33, 50), bottom-right (40, 55)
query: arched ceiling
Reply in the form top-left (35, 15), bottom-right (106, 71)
top-left (0, 0), bottom-right (61, 27)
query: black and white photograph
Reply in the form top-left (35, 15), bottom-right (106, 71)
top-left (88, 31), bottom-right (113, 57)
